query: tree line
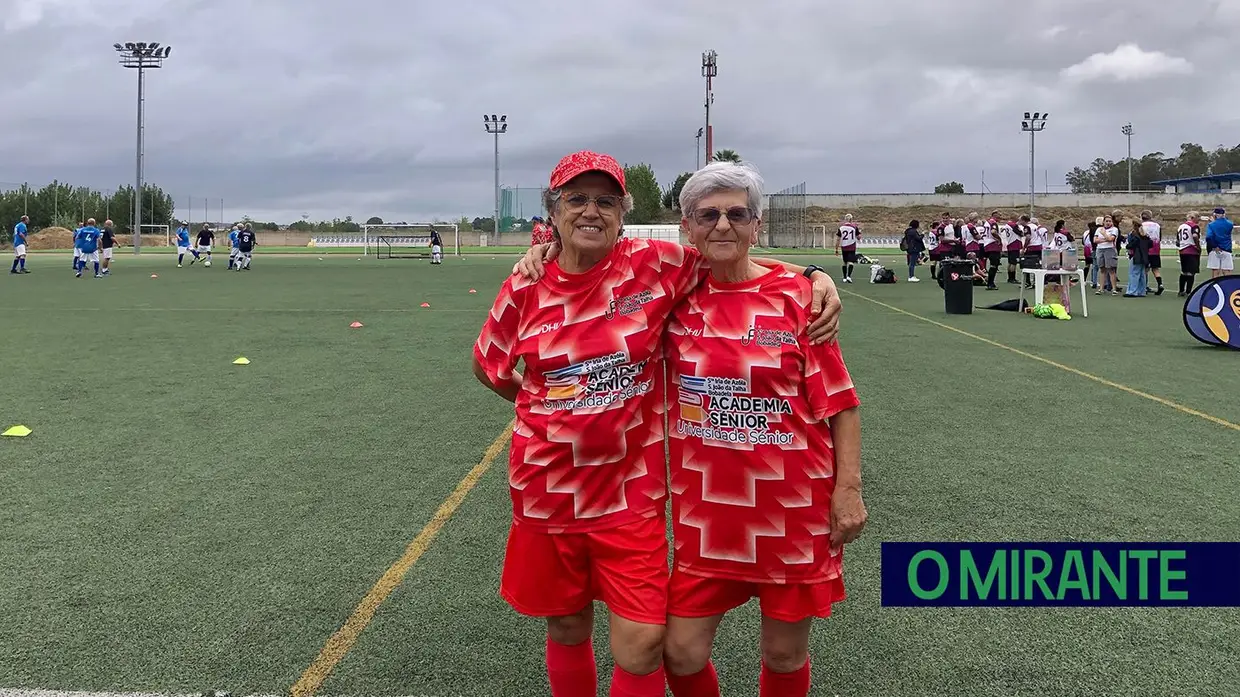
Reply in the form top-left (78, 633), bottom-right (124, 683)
top-left (3, 149), bottom-right (750, 242)
top-left (1066, 142), bottom-right (1240, 193)
top-left (1, 181), bottom-right (174, 240)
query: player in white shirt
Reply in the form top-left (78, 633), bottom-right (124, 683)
top-left (1140, 210), bottom-right (1164, 295)
top-left (977, 218), bottom-right (1003, 289)
top-left (953, 218), bottom-right (969, 258)
top-left (961, 213), bottom-right (980, 256)
top-left (72, 221), bottom-right (83, 270)
top-left (939, 213), bottom-right (957, 250)
top-left (1175, 212), bottom-right (1203, 296)
top-left (1048, 220), bottom-right (1073, 251)
top-left (1094, 214), bottom-right (1121, 295)
top-left (835, 213), bottom-right (860, 282)
top-left (1022, 217), bottom-right (1048, 288)
top-left (925, 223), bottom-right (942, 280)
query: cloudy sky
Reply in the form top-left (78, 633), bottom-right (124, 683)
top-left (1, 0), bottom-right (1237, 223)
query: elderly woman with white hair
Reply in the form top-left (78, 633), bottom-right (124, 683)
top-left (475, 151), bottom-right (843, 697)
top-left (659, 161), bottom-right (864, 697)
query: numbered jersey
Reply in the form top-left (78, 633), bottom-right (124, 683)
top-left (961, 225), bottom-right (978, 247)
top-left (1177, 223), bottom-right (1201, 252)
top-left (838, 224), bottom-right (858, 249)
top-left (997, 223), bottom-right (1016, 248)
top-left (978, 225), bottom-right (999, 251)
top-left (1028, 226), bottom-right (1047, 249)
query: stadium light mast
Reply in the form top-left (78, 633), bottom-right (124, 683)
top-left (115, 41), bottom-right (172, 254)
top-left (702, 50), bottom-right (717, 161)
top-left (696, 127), bottom-right (704, 170)
top-left (1122, 122), bottom-right (1134, 192)
top-left (483, 114), bottom-right (508, 245)
top-left (1021, 112), bottom-right (1048, 216)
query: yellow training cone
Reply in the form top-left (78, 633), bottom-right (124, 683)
top-left (2, 425), bottom-right (32, 437)
top-left (233, 357), bottom-right (250, 365)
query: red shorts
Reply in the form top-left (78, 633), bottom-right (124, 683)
top-left (668, 568), bottom-right (846, 624)
top-left (500, 514), bottom-right (669, 625)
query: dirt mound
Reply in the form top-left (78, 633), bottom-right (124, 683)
top-left (20, 229), bottom-right (171, 250)
top-left (25, 227), bottom-right (75, 250)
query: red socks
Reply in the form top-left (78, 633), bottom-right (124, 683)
top-left (759, 656), bottom-right (811, 697)
top-left (546, 636), bottom-right (597, 697)
top-left (609, 664), bottom-right (667, 697)
top-left (667, 661), bottom-right (720, 697)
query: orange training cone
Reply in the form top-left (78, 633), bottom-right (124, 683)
top-left (420, 302), bottom-right (430, 308)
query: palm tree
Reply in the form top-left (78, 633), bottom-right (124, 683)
top-left (712, 149), bottom-right (741, 163)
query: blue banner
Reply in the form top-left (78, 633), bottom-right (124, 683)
top-left (880, 542), bottom-right (1240, 607)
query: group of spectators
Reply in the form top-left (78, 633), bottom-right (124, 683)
top-left (891, 207), bottom-right (1235, 297)
top-left (896, 211), bottom-right (1075, 290)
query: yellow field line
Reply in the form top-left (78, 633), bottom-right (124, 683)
top-left (289, 418), bottom-right (516, 697)
top-left (841, 290), bottom-right (1240, 432)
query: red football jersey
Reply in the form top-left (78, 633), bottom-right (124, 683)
top-left (666, 268), bottom-right (860, 584)
top-left (531, 224), bottom-right (555, 246)
top-left (474, 237), bottom-right (706, 533)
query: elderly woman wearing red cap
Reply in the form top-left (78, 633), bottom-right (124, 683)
top-left (473, 151), bottom-right (841, 697)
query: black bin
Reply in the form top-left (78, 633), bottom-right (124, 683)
top-left (941, 259), bottom-right (974, 315)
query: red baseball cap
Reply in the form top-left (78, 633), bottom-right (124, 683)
top-left (549, 150), bottom-right (626, 194)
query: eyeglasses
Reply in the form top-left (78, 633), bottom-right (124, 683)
top-left (563, 193), bottom-right (623, 213)
top-left (690, 206), bottom-right (757, 228)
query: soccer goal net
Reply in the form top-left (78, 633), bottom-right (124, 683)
top-left (363, 223), bottom-right (460, 258)
top-left (140, 224), bottom-right (170, 246)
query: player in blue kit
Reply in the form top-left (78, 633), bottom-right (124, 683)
top-left (175, 226), bottom-right (199, 267)
top-left (72, 221), bottom-right (84, 269)
top-left (74, 219), bottom-right (102, 278)
top-left (227, 225), bottom-right (240, 269)
top-left (11, 215), bottom-right (30, 274)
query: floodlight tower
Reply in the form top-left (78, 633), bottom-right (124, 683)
top-left (1122, 122), bottom-right (1134, 192)
top-left (114, 41), bottom-right (172, 254)
top-left (696, 127), bottom-right (704, 169)
top-left (483, 114), bottom-right (508, 245)
top-left (702, 50), bottom-right (717, 161)
top-left (1020, 112), bottom-right (1048, 216)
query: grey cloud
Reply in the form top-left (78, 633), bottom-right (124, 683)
top-left (2, 0), bottom-right (1239, 223)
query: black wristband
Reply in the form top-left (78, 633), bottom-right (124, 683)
top-left (803, 264), bottom-right (823, 279)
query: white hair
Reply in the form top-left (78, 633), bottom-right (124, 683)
top-left (843, 213), bottom-right (853, 222)
top-left (679, 161), bottom-right (765, 217)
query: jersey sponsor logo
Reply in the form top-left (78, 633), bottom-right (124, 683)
top-left (541, 351), bottom-right (653, 408)
top-left (740, 325), bottom-right (797, 348)
top-left (676, 374), bottom-right (795, 446)
top-left (1184, 274), bottom-right (1240, 350)
top-left (604, 289), bottom-right (654, 320)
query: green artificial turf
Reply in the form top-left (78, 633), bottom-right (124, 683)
top-left (1, 253), bottom-right (1236, 696)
